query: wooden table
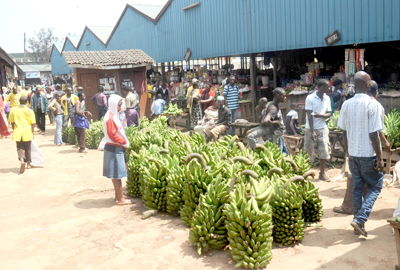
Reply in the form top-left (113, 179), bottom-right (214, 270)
top-left (387, 217), bottom-right (400, 270)
top-left (329, 130), bottom-right (345, 161)
top-left (238, 100), bottom-right (253, 122)
top-left (162, 113), bottom-right (183, 129)
top-left (230, 122), bottom-right (260, 139)
top-left (383, 147), bottom-right (400, 174)
top-left (283, 134), bottom-right (304, 156)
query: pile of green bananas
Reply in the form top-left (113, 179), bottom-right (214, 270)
top-left (224, 179), bottom-right (274, 269)
top-left (302, 178), bottom-right (323, 222)
top-left (141, 156), bottom-right (179, 212)
top-left (85, 120), bottom-right (104, 149)
top-left (383, 109), bottom-right (400, 149)
top-left (294, 150), bottom-right (311, 175)
top-left (164, 103), bottom-right (183, 115)
top-left (67, 125), bottom-right (76, 145)
top-left (271, 176), bottom-right (306, 246)
top-left (166, 166), bottom-right (186, 215)
top-left (326, 111), bottom-right (341, 131)
top-left (189, 176), bottom-right (230, 254)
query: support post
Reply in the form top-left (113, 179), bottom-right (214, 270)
top-left (250, 53), bottom-right (257, 123)
top-left (161, 63), bottom-right (166, 84)
top-left (272, 57), bottom-right (277, 88)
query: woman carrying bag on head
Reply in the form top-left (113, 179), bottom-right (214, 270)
top-left (103, 94), bottom-right (132, 206)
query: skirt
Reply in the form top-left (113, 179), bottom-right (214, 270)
top-left (190, 104), bottom-right (202, 129)
top-left (103, 144), bottom-right (127, 179)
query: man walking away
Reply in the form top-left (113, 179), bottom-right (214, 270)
top-left (74, 92), bottom-right (92, 153)
top-left (8, 96), bottom-right (36, 174)
top-left (223, 76), bottom-right (240, 135)
top-left (338, 71), bottom-right (384, 237)
top-left (304, 79), bottom-right (332, 181)
top-left (91, 86), bottom-right (108, 120)
top-left (204, 96), bottom-right (231, 142)
top-left (61, 87), bottom-right (78, 132)
top-left (30, 87), bottom-right (49, 135)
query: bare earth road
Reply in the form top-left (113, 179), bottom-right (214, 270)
top-left (0, 124), bottom-right (398, 270)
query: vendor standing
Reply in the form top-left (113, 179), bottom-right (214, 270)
top-left (223, 76), bottom-right (240, 135)
top-left (91, 86), bottom-right (108, 120)
top-left (200, 83), bottom-right (215, 115)
top-left (156, 82), bottom-right (169, 103)
top-left (331, 79), bottom-right (345, 111)
top-left (304, 79), bottom-right (332, 181)
top-left (122, 86), bottom-right (139, 127)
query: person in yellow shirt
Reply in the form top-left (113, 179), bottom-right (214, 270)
top-left (61, 87), bottom-right (79, 132)
top-left (186, 78), bottom-right (198, 108)
top-left (4, 86), bottom-right (22, 109)
top-left (8, 96), bottom-right (36, 174)
top-left (20, 86), bottom-right (31, 107)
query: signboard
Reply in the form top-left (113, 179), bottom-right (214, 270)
top-left (184, 48), bottom-right (192, 62)
top-left (325, 30), bottom-right (341, 47)
top-left (26, 71), bottom-right (40, 78)
top-left (99, 73), bottom-right (116, 91)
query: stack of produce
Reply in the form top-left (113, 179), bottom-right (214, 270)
top-left (383, 109), bottom-right (400, 149)
top-left (61, 119), bottom-right (104, 149)
top-left (164, 103), bottom-right (183, 115)
top-left (224, 177), bottom-right (274, 269)
top-left (140, 155), bottom-right (179, 212)
top-left (166, 166), bottom-right (186, 214)
top-left (189, 176), bottom-right (230, 254)
top-left (302, 178), bottom-right (323, 222)
top-left (326, 111), bottom-right (341, 131)
top-left (293, 150), bottom-right (311, 176)
top-left (270, 176), bottom-right (306, 246)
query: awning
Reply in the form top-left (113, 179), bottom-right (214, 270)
top-left (63, 49), bottom-right (155, 70)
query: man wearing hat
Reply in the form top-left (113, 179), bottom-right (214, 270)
top-left (204, 96), bottom-right (231, 142)
top-left (331, 79), bottom-right (345, 111)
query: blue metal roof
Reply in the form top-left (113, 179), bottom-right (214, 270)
top-left (50, 46), bottom-right (73, 75)
top-left (54, 0), bottom-right (400, 64)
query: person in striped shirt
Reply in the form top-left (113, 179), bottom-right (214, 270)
top-left (223, 76), bottom-right (241, 135)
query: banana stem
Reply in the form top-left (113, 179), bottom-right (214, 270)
top-left (255, 144), bottom-right (267, 151)
top-left (231, 156), bottom-right (254, 165)
top-left (241, 170), bottom-right (259, 179)
top-left (184, 141), bottom-right (193, 153)
top-left (284, 157), bottom-right (299, 173)
top-left (131, 151), bottom-right (140, 159)
top-left (283, 176), bottom-right (306, 189)
top-left (184, 153), bottom-right (207, 169)
top-left (158, 149), bottom-right (171, 156)
top-left (142, 210), bottom-right (158, 219)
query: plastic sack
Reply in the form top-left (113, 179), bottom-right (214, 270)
top-left (98, 137), bottom-right (106, 151)
top-left (31, 140), bottom-right (45, 165)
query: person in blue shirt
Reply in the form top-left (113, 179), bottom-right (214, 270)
top-left (153, 94), bottom-right (166, 116)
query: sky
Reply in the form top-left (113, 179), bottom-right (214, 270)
top-left (0, 0), bottom-right (169, 53)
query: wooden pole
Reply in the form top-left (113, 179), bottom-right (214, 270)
top-left (272, 57), bottom-right (277, 88)
top-left (161, 63), bottom-right (166, 83)
top-left (250, 53), bottom-right (257, 122)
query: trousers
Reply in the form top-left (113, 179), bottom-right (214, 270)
top-left (17, 141), bottom-right (31, 163)
top-left (54, 115), bottom-right (63, 145)
top-left (35, 110), bottom-right (46, 132)
top-left (75, 127), bottom-right (86, 151)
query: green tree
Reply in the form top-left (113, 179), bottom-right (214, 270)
top-left (27, 28), bottom-right (62, 62)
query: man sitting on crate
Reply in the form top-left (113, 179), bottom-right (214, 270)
top-left (204, 96), bottom-right (231, 142)
top-left (247, 88), bottom-right (288, 155)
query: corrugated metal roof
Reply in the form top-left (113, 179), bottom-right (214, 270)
top-left (54, 42), bottom-right (64, 53)
top-left (63, 49), bottom-right (155, 67)
top-left (128, 4), bottom-right (164, 20)
top-left (66, 35), bottom-right (81, 48)
top-left (19, 63), bottom-right (52, 72)
top-left (9, 53), bottom-right (25, 58)
top-left (87, 26), bottom-right (114, 44)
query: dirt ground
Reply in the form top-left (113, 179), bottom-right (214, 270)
top-left (0, 123), bottom-right (399, 270)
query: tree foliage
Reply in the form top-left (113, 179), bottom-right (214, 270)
top-left (27, 28), bottom-right (62, 63)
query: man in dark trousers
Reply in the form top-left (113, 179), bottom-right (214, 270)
top-left (338, 71), bottom-right (384, 237)
top-left (91, 86), bottom-right (108, 120)
top-left (30, 87), bottom-right (49, 135)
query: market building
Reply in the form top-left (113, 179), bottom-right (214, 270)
top-left (52, 0), bottom-right (400, 122)
top-left (0, 46), bottom-right (24, 89)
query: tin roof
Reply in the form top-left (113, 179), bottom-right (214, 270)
top-left (54, 42), bottom-right (64, 53)
top-left (19, 63), bottom-right (52, 72)
top-left (128, 4), bottom-right (164, 20)
top-left (62, 49), bottom-right (155, 69)
top-left (86, 26), bottom-right (114, 44)
top-left (66, 35), bottom-right (81, 48)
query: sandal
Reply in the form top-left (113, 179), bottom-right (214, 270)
top-left (333, 206), bottom-right (352, 215)
top-left (319, 173), bottom-right (331, 182)
top-left (19, 163), bottom-right (26, 174)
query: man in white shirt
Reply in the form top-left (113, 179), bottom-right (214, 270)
top-left (304, 79), bottom-right (332, 181)
top-left (338, 71), bottom-right (384, 237)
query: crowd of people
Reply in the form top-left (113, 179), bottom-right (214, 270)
top-left (0, 71), bottom-right (388, 223)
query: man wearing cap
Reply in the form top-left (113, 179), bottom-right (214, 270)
top-left (331, 79), bottom-right (345, 111)
top-left (204, 96), bottom-right (231, 142)
top-left (30, 87), bottom-right (49, 135)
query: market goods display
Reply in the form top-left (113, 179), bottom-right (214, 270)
top-left (124, 115), bottom-right (323, 267)
top-left (271, 176), bottom-right (306, 246)
top-left (164, 103), bottom-right (183, 115)
top-left (383, 109), bottom-right (400, 149)
top-left (326, 111), bottom-right (341, 131)
top-left (302, 179), bottom-right (323, 222)
top-left (189, 176), bottom-right (230, 254)
top-left (224, 179), bottom-right (274, 269)
top-left (61, 119), bottom-right (104, 149)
